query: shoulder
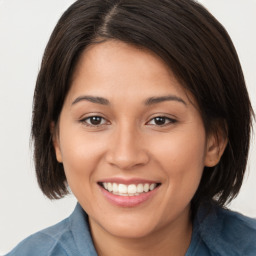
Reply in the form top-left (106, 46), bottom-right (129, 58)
top-left (217, 207), bottom-right (256, 251)
top-left (5, 217), bottom-right (79, 256)
top-left (197, 204), bottom-right (256, 256)
top-left (5, 203), bottom-right (96, 256)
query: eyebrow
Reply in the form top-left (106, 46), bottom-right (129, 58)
top-left (72, 95), bottom-right (110, 105)
top-left (144, 95), bottom-right (187, 106)
top-left (71, 94), bottom-right (187, 106)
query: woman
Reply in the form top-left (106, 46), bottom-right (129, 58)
top-left (6, 0), bottom-right (256, 255)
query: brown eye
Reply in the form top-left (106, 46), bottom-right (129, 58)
top-left (147, 116), bottom-right (176, 126)
top-left (154, 117), bottom-right (167, 125)
top-left (82, 116), bottom-right (107, 126)
top-left (89, 116), bottom-right (103, 125)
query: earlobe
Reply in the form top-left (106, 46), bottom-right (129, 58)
top-left (50, 122), bottom-right (63, 163)
top-left (204, 128), bottom-right (228, 167)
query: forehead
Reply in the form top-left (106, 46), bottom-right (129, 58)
top-left (67, 40), bottom-right (194, 106)
top-left (74, 40), bottom-right (175, 81)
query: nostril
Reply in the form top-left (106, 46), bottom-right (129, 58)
top-left (105, 151), bottom-right (150, 170)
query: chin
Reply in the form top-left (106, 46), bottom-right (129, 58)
top-left (105, 222), bottom-right (157, 239)
top-left (92, 212), bottom-right (161, 239)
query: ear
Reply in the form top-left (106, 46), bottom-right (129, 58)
top-left (50, 122), bottom-right (63, 163)
top-left (204, 124), bottom-right (228, 167)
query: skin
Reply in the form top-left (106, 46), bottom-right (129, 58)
top-left (53, 40), bottom-right (226, 256)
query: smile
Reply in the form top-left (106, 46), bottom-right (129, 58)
top-left (99, 182), bottom-right (161, 196)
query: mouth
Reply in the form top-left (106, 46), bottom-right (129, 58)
top-left (98, 182), bottom-right (161, 197)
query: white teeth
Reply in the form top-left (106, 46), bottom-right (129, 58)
top-left (128, 184), bottom-right (137, 194)
top-left (137, 184), bottom-right (144, 193)
top-left (113, 183), bottom-right (118, 193)
top-left (102, 182), bottom-right (159, 196)
top-left (120, 193), bottom-right (128, 196)
top-left (107, 183), bottom-right (113, 192)
top-left (103, 183), bottom-right (108, 190)
top-left (144, 184), bottom-right (149, 192)
top-left (150, 183), bottom-right (156, 191)
top-left (119, 184), bottom-right (127, 194)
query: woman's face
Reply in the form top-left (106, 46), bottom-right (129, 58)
top-left (54, 40), bottom-right (218, 239)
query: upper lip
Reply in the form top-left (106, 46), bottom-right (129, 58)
top-left (98, 177), bottom-right (161, 185)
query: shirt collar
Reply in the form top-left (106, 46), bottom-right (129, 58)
top-left (69, 203), bottom-right (98, 256)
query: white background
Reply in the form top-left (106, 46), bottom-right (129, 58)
top-left (0, 0), bottom-right (255, 254)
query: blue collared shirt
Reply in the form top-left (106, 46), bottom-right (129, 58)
top-left (6, 203), bottom-right (256, 256)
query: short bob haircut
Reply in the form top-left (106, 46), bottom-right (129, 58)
top-left (32, 0), bottom-right (254, 214)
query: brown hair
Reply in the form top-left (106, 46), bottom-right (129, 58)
top-left (32, 0), bottom-right (254, 213)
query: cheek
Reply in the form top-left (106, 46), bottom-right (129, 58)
top-left (151, 128), bottom-right (206, 195)
top-left (153, 131), bottom-right (206, 169)
top-left (59, 130), bottom-right (106, 192)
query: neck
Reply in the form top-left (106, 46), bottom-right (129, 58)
top-left (89, 209), bottom-right (192, 256)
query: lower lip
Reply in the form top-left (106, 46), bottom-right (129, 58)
top-left (99, 185), bottom-right (160, 207)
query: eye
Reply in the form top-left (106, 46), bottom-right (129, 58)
top-left (147, 116), bottom-right (176, 126)
top-left (81, 116), bottom-right (108, 126)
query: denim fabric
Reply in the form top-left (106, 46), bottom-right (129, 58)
top-left (187, 204), bottom-right (256, 256)
top-left (6, 203), bottom-right (256, 256)
top-left (6, 204), bottom-right (97, 256)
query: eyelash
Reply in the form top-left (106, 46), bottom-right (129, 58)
top-left (80, 115), bottom-right (177, 127)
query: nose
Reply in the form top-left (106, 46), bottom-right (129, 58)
top-left (105, 124), bottom-right (149, 170)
